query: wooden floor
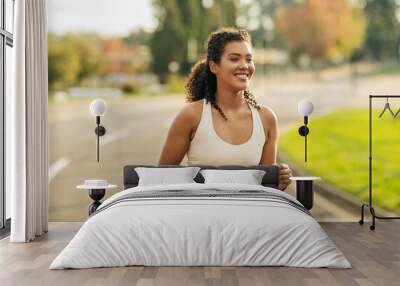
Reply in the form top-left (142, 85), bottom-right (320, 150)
top-left (0, 222), bottom-right (399, 286)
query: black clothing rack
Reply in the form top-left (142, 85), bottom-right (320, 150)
top-left (359, 95), bottom-right (400, 230)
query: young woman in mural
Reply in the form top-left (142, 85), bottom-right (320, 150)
top-left (159, 27), bottom-right (292, 190)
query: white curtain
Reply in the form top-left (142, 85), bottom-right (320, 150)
top-left (7, 0), bottom-right (49, 242)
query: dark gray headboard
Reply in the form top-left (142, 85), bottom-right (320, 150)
top-left (123, 165), bottom-right (280, 190)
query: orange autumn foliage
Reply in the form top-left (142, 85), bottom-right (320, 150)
top-left (276, 0), bottom-right (366, 62)
top-left (98, 38), bottom-right (149, 74)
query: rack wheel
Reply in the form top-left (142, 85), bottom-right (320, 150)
top-left (370, 225), bottom-right (375, 231)
top-left (358, 220), bottom-right (364, 225)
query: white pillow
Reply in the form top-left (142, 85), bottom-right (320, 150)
top-left (135, 167), bottom-right (201, 186)
top-left (200, 169), bottom-right (266, 185)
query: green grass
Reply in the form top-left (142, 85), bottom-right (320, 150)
top-left (279, 109), bottom-right (400, 213)
top-left (375, 64), bottom-right (400, 75)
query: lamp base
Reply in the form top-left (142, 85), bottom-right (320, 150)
top-left (296, 180), bottom-right (313, 210)
top-left (88, 189), bottom-right (105, 215)
top-left (95, 126), bottom-right (106, 136)
top-left (298, 126), bottom-right (309, 136)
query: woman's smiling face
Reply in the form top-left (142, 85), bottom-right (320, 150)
top-left (210, 40), bottom-right (255, 93)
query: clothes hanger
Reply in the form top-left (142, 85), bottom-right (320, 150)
top-left (378, 97), bottom-right (395, 118)
top-left (394, 106), bottom-right (400, 118)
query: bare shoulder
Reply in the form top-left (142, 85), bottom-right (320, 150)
top-left (174, 100), bottom-right (203, 129)
top-left (258, 105), bottom-right (278, 126)
top-left (181, 100), bottom-right (203, 116)
top-left (179, 100), bottom-right (203, 120)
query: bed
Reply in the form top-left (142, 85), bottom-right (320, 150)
top-left (50, 165), bottom-right (351, 269)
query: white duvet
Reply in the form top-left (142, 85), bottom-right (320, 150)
top-left (50, 183), bottom-right (351, 269)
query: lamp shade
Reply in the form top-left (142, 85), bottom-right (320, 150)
top-left (89, 99), bottom-right (107, 117)
top-left (298, 100), bottom-right (314, 116)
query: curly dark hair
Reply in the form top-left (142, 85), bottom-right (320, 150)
top-left (185, 27), bottom-right (260, 120)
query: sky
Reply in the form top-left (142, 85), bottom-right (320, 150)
top-left (47, 0), bottom-right (156, 36)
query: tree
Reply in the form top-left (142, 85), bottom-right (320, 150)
top-left (66, 34), bottom-right (105, 83)
top-left (123, 28), bottom-right (152, 46)
top-left (48, 34), bottom-right (104, 91)
top-left (149, 0), bottom-right (238, 82)
top-left (275, 0), bottom-right (366, 65)
top-left (150, 0), bottom-right (185, 82)
top-left (237, 0), bottom-right (296, 48)
top-left (48, 34), bottom-right (81, 91)
top-left (363, 0), bottom-right (400, 61)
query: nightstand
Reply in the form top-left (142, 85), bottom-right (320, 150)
top-left (77, 180), bottom-right (117, 216)
top-left (289, 176), bottom-right (321, 210)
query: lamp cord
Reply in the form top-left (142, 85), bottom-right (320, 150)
top-left (305, 132), bottom-right (307, 162)
top-left (97, 123), bottom-right (100, 162)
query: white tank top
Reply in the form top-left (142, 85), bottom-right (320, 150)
top-left (187, 99), bottom-right (266, 165)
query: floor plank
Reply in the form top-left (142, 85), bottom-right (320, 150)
top-left (0, 222), bottom-right (399, 286)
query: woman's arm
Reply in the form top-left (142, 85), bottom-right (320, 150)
top-left (259, 106), bottom-right (278, 165)
top-left (258, 106), bottom-right (292, 190)
top-left (158, 102), bottom-right (201, 165)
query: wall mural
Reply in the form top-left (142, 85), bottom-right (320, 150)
top-left (47, 0), bottom-right (400, 222)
